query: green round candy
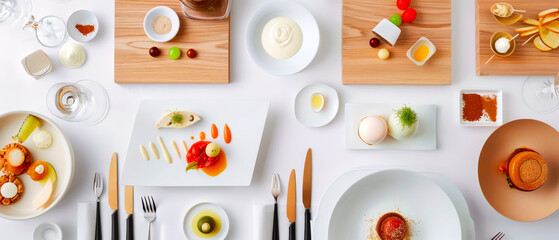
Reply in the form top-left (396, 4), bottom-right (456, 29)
top-left (390, 14), bottom-right (402, 26)
top-left (169, 47), bottom-right (181, 60)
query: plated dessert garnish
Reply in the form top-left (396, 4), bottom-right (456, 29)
top-left (513, 8), bottom-right (559, 51)
top-left (27, 160), bottom-right (49, 181)
top-left (156, 111), bottom-right (200, 129)
top-left (186, 141), bottom-right (227, 177)
top-left (13, 115), bottom-right (40, 143)
top-left (387, 105), bottom-right (418, 141)
top-left (376, 212), bottom-right (408, 240)
top-left (0, 175), bottom-right (23, 205)
top-left (33, 130), bottom-right (53, 150)
top-left (499, 147), bottom-right (548, 191)
top-left (1, 143), bottom-right (32, 176)
top-left (191, 210), bottom-right (222, 238)
top-left (358, 116), bottom-right (388, 145)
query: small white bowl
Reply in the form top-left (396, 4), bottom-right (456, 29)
top-left (183, 202), bottom-right (230, 240)
top-left (67, 10), bottom-right (98, 42)
top-left (33, 222), bottom-right (63, 240)
top-left (143, 6), bottom-right (180, 42)
top-left (407, 37), bottom-right (437, 66)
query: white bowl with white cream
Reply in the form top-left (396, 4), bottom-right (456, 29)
top-left (246, 0), bottom-right (320, 75)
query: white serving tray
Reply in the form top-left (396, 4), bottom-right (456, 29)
top-left (344, 103), bottom-right (437, 150)
top-left (459, 90), bottom-right (503, 126)
top-left (122, 100), bottom-right (269, 186)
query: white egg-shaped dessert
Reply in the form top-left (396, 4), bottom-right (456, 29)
top-left (358, 116), bottom-right (387, 145)
top-left (387, 106), bottom-right (418, 141)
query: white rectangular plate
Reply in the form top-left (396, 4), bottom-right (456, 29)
top-left (459, 90), bottom-right (503, 127)
top-left (122, 100), bottom-right (269, 186)
top-left (345, 103), bottom-right (437, 150)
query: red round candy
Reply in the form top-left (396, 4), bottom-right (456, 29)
top-left (186, 48), bottom-right (197, 58)
top-left (369, 38), bottom-right (380, 48)
top-left (396, 0), bottom-right (411, 10)
top-left (402, 8), bottom-right (417, 23)
top-left (149, 47), bottom-right (160, 57)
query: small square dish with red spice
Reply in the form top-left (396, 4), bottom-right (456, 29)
top-left (459, 90), bottom-right (503, 126)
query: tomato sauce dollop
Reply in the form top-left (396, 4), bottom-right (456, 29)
top-left (376, 212), bottom-right (407, 240)
top-left (186, 141), bottom-right (220, 168)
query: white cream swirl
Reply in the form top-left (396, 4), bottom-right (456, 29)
top-left (59, 42), bottom-right (87, 68)
top-left (261, 17), bottom-right (303, 60)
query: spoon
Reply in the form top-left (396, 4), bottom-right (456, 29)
top-left (491, 2), bottom-right (526, 18)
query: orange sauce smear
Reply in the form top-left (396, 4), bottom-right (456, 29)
top-left (211, 124), bottom-right (218, 139)
top-left (202, 152), bottom-right (227, 177)
top-left (224, 124), bottom-right (231, 144)
top-left (200, 131), bottom-right (206, 141)
top-left (190, 136), bottom-right (194, 140)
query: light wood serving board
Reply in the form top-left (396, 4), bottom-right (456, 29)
top-left (115, 0), bottom-right (229, 83)
top-left (476, 0), bottom-right (559, 76)
top-left (342, 0), bottom-right (452, 85)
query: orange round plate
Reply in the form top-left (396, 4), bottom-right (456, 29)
top-left (479, 119), bottom-right (559, 222)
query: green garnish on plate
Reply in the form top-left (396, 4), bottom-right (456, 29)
top-left (395, 105), bottom-right (417, 130)
top-left (171, 112), bottom-right (184, 124)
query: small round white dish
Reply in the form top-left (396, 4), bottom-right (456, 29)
top-left (183, 202), bottom-right (230, 240)
top-left (246, 0), bottom-right (320, 75)
top-left (0, 111), bottom-right (74, 220)
top-left (67, 10), bottom-right (98, 42)
top-left (33, 222), bottom-right (63, 240)
top-left (295, 83), bottom-right (339, 127)
top-left (143, 6), bottom-right (180, 43)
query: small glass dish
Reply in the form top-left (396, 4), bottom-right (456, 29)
top-left (406, 37), bottom-right (436, 66)
top-left (180, 0), bottom-right (231, 20)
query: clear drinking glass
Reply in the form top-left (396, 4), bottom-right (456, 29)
top-left (0, 0), bottom-right (67, 48)
top-left (179, 0), bottom-right (231, 20)
top-left (46, 80), bottom-right (110, 125)
top-left (522, 76), bottom-right (559, 113)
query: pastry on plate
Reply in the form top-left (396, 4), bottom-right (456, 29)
top-left (156, 111), bottom-right (201, 129)
top-left (0, 143), bottom-right (33, 175)
top-left (0, 175), bottom-right (24, 205)
top-left (504, 147), bottom-right (548, 191)
top-left (358, 116), bottom-right (388, 145)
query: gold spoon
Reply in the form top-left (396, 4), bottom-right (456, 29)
top-left (491, 2), bottom-right (526, 18)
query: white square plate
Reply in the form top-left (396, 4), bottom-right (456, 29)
top-left (122, 100), bottom-right (269, 186)
top-left (459, 90), bottom-right (503, 126)
top-left (344, 103), bottom-right (437, 150)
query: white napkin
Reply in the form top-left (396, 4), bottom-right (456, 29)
top-left (253, 204), bottom-right (309, 240)
top-left (77, 202), bottom-right (95, 240)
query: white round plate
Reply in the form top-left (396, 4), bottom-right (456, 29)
top-left (328, 169), bottom-right (461, 239)
top-left (183, 202), bottom-right (230, 240)
top-left (246, 0), bottom-right (320, 75)
top-left (0, 111), bottom-right (74, 220)
top-left (67, 10), bottom-right (98, 42)
top-left (143, 6), bottom-right (180, 42)
top-left (294, 83), bottom-right (338, 127)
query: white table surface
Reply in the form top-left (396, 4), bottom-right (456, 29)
top-left (1, 0), bottom-right (559, 239)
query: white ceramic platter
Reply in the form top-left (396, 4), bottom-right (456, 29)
top-left (294, 83), bottom-right (339, 127)
top-left (314, 168), bottom-right (475, 240)
top-left (459, 90), bottom-right (503, 126)
top-left (0, 111), bottom-right (74, 220)
top-left (328, 169), bottom-right (462, 239)
top-left (122, 100), bottom-right (269, 186)
top-left (345, 103), bottom-right (437, 150)
top-left (246, 0), bottom-right (320, 75)
top-left (183, 202), bottom-right (230, 240)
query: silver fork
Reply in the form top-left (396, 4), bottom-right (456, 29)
top-left (93, 172), bottom-right (103, 240)
top-left (491, 232), bottom-right (505, 240)
top-left (271, 173), bottom-right (281, 240)
top-left (141, 196), bottom-right (157, 240)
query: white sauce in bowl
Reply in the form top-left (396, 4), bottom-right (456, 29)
top-left (261, 17), bottom-right (303, 59)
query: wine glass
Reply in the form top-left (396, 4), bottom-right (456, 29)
top-left (46, 80), bottom-right (110, 125)
top-left (522, 76), bottom-right (559, 113)
top-left (0, 0), bottom-right (67, 48)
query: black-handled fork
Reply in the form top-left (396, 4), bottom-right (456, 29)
top-left (93, 172), bottom-right (103, 240)
top-left (271, 173), bottom-right (281, 240)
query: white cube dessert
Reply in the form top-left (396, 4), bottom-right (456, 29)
top-left (372, 19), bottom-right (401, 46)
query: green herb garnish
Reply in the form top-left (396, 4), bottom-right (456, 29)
top-left (395, 105), bottom-right (418, 130)
top-left (171, 112), bottom-right (184, 124)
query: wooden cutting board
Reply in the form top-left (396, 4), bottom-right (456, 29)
top-left (476, 0), bottom-right (559, 76)
top-left (342, 0), bottom-right (452, 85)
top-left (115, 0), bottom-right (229, 83)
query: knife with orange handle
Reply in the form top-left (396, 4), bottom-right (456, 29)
top-left (303, 148), bottom-right (312, 240)
top-left (287, 169), bottom-right (297, 240)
